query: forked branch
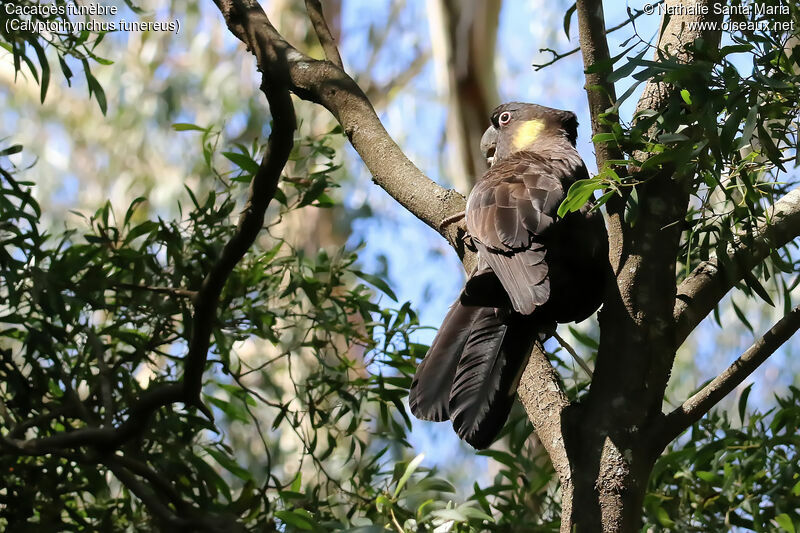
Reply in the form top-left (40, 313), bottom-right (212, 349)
top-left (304, 0), bottom-right (344, 68)
top-left (212, 0), bottom-right (471, 264)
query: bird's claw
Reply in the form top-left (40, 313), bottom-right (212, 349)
top-left (462, 233), bottom-right (477, 252)
top-left (439, 211), bottom-right (465, 231)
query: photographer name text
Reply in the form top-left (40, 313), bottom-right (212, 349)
top-left (641, 1), bottom-right (793, 31)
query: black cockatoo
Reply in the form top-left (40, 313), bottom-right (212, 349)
top-left (409, 102), bottom-right (608, 449)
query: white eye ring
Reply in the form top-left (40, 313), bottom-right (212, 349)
top-left (498, 111), bottom-right (512, 126)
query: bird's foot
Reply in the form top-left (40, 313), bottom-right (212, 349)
top-left (439, 211), bottom-right (465, 231)
top-left (440, 211), bottom-right (476, 251)
top-left (462, 233), bottom-right (477, 252)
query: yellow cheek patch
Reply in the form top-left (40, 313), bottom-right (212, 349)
top-left (513, 119), bottom-right (545, 151)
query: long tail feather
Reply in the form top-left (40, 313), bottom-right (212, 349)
top-left (409, 301), bottom-right (481, 421)
top-left (449, 313), bottom-right (536, 449)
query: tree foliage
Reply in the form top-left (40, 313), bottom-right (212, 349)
top-left (2, 1), bottom-right (800, 532)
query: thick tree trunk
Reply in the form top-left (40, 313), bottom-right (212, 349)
top-left (559, 406), bottom-right (661, 532)
top-left (517, 2), bottom-right (725, 531)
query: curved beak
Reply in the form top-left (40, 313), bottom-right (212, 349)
top-left (480, 125), bottom-right (498, 166)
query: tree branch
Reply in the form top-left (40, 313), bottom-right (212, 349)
top-left (657, 306), bottom-right (800, 445)
top-left (183, 75), bottom-right (295, 401)
top-left (106, 462), bottom-right (193, 529)
top-left (517, 343), bottom-right (571, 488)
top-left (113, 282), bottom-right (198, 301)
top-left (4, 16), bottom-right (298, 456)
top-left (106, 454), bottom-right (187, 512)
top-left (674, 187), bottom-right (800, 347)
top-left (304, 0), bottom-right (344, 68)
top-left (533, 4), bottom-right (653, 71)
top-left (211, 0), bottom-right (473, 270)
top-left (575, 0), bottom-right (622, 169)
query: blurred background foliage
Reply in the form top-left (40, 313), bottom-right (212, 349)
top-left (0, 0), bottom-right (799, 531)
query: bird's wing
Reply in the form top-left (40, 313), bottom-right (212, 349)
top-left (465, 153), bottom-right (569, 315)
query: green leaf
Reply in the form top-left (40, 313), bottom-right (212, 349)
top-left (172, 123), bottom-right (207, 132)
top-left (414, 477), bottom-right (456, 494)
top-left (31, 40), bottom-right (50, 103)
top-left (563, 3), bottom-right (577, 38)
top-left (558, 178), bottom-right (602, 217)
top-left (567, 326), bottom-right (599, 350)
top-left (393, 453), bottom-right (424, 498)
top-left (275, 510), bottom-right (314, 530)
top-left (624, 187), bottom-right (639, 227)
top-left (657, 133), bottom-right (690, 143)
top-left (222, 151), bottom-right (260, 175)
top-left (0, 145), bottom-right (23, 157)
top-left (680, 89), bottom-right (692, 105)
top-left (757, 122), bottom-right (787, 172)
top-left (354, 270), bottom-right (397, 302)
top-left (458, 504), bottom-right (494, 522)
top-left (731, 299), bottom-right (754, 333)
top-left (205, 395), bottom-right (249, 423)
top-left (738, 383), bottom-right (753, 426)
top-left (776, 514), bottom-right (796, 533)
top-left (477, 449), bottom-right (517, 468)
top-left (608, 49), bottom-right (647, 83)
top-left (85, 69), bottom-right (107, 114)
top-left (719, 44), bottom-right (753, 57)
top-left (58, 56), bottom-right (73, 85)
top-left (695, 470), bottom-right (717, 482)
top-left (291, 472), bottom-right (302, 492)
top-left (742, 270), bottom-right (775, 307)
top-left (591, 132), bottom-right (617, 143)
top-left (205, 448), bottom-right (253, 481)
top-left (655, 505), bottom-right (675, 527)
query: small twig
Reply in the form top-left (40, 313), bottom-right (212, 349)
top-left (305, 0), bottom-right (344, 68)
top-left (7, 404), bottom-right (77, 439)
top-left (533, 4), bottom-right (652, 70)
top-left (553, 330), bottom-right (593, 378)
top-left (106, 462), bottom-right (191, 529)
top-left (389, 507), bottom-right (404, 533)
top-left (106, 454), bottom-right (186, 511)
top-left (86, 329), bottom-right (114, 425)
top-left (657, 306), bottom-right (800, 446)
top-left (533, 46), bottom-right (581, 71)
top-left (114, 282), bottom-right (198, 300)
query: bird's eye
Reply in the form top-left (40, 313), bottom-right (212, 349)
top-left (498, 111), bottom-right (512, 126)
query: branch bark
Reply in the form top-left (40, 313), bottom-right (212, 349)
top-left (212, 0), bottom-right (474, 270)
top-left (575, 0), bottom-right (622, 169)
top-left (674, 187), bottom-right (800, 347)
top-left (552, 1), bottom-right (726, 530)
top-left (304, 0), bottom-right (343, 68)
top-left (4, 5), bottom-right (297, 458)
top-left (659, 306), bottom-right (800, 445)
top-left (516, 342), bottom-right (571, 489)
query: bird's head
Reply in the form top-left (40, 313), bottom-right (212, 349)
top-left (480, 102), bottom-right (579, 166)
